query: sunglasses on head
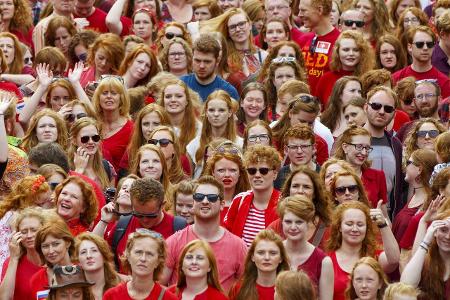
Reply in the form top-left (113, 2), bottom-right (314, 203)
top-left (368, 102), bottom-right (395, 113)
top-left (165, 32), bottom-right (183, 40)
top-left (193, 193), bottom-right (220, 203)
top-left (135, 228), bottom-right (163, 238)
top-left (343, 20), bottom-right (365, 27)
top-left (148, 138), bottom-right (173, 147)
top-left (416, 130), bottom-right (440, 138)
top-left (246, 167), bottom-right (272, 175)
top-left (80, 134), bottom-right (101, 143)
top-left (271, 56), bottom-right (296, 64)
top-left (100, 74), bottom-right (125, 85)
top-left (413, 41), bottom-right (435, 49)
top-left (335, 185), bottom-right (359, 196)
top-left (65, 113), bottom-right (87, 123)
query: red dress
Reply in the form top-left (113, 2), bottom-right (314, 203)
top-left (168, 285), bottom-right (229, 300)
top-left (103, 282), bottom-right (177, 300)
top-left (392, 203), bottom-right (421, 242)
top-left (361, 168), bottom-right (388, 208)
top-left (297, 247), bottom-right (327, 290)
top-left (1, 255), bottom-right (42, 300)
top-left (101, 120), bottom-right (134, 171)
top-left (229, 282), bottom-right (275, 300)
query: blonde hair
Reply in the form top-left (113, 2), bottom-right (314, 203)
top-left (383, 282), bottom-right (420, 300)
top-left (93, 76), bottom-right (130, 119)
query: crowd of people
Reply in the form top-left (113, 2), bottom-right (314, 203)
top-left (0, 0), bottom-right (449, 298)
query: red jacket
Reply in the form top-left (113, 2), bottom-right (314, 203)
top-left (224, 189), bottom-right (281, 238)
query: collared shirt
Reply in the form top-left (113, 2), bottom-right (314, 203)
top-left (432, 43), bottom-right (450, 76)
top-left (33, 12), bottom-right (74, 53)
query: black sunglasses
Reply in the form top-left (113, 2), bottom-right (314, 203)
top-left (193, 193), bottom-right (220, 203)
top-left (165, 32), bottom-right (183, 39)
top-left (416, 130), bottom-right (440, 138)
top-left (413, 41), bottom-right (434, 49)
top-left (309, 35), bottom-right (318, 54)
top-left (132, 210), bottom-right (159, 219)
top-left (113, 209), bottom-right (132, 217)
top-left (65, 113), bottom-right (87, 123)
top-left (403, 98), bottom-right (413, 106)
top-left (246, 167), bottom-right (272, 175)
top-left (49, 182), bottom-right (59, 191)
top-left (80, 134), bottom-right (101, 143)
top-left (148, 138), bottom-right (173, 147)
top-left (368, 102), bottom-right (395, 113)
top-left (343, 20), bottom-right (365, 27)
top-left (335, 185), bottom-right (358, 196)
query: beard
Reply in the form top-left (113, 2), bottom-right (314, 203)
top-left (417, 100), bottom-right (438, 118)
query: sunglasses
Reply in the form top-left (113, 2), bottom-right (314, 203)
top-left (413, 41), bottom-right (435, 49)
top-left (165, 32), bottom-right (183, 39)
top-left (148, 138), bottom-right (173, 147)
top-left (309, 34), bottom-right (318, 54)
top-left (246, 167), bottom-right (272, 175)
top-left (403, 98), bottom-right (413, 106)
top-left (65, 113), bottom-right (87, 123)
top-left (135, 228), bottom-right (163, 238)
top-left (335, 185), bottom-right (359, 196)
top-left (80, 134), bottom-right (101, 143)
top-left (193, 193), bottom-right (220, 203)
top-left (113, 209), bottom-right (132, 217)
top-left (132, 210), bottom-right (159, 219)
top-left (100, 74), bottom-right (125, 85)
top-left (49, 182), bottom-right (59, 191)
top-left (343, 20), bottom-right (365, 27)
top-left (271, 56), bottom-right (296, 64)
top-left (24, 57), bottom-right (32, 64)
top-left (77, 53), bottom-right (87, 62)
top-left (368, 102), bottom-right (395, 113)
top-left (288, 95), bottom-right (319, 109)
top-left (406, 160), bottom-right (418, 167)
top-left (51, 76), bottom-right (70, 83)
top-left (416, 130), bottom-right (439, 138)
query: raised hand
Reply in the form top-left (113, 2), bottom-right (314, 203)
top-left (74, 146), bottom-right (90, 173)
top-left (423, 194), bottom-right (446, 223)
top-left (8, 232), bottom-right (23, 259)
top-left (100, 201), bottom-right (116, 224)
top-left (423, 219), bottom-right (450, 245)
top-left (36, 63), bottom-right (53, 87)
top-left (0, 94), bottom-right (13, 115)
top-left (68, 62), bottom-right (84, 84)
top-left (370, 200), bottom-right (387, 227)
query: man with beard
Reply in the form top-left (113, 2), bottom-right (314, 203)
top-left (181, 34), bottom-right (239, 102)
top-left (364, 86), bottom-right (403, 218)
top-left (393, 25), bottom-right (450, 98)
top-left (161, 175), bottom-right (247, 292)
top-left (396, 80), bottom-right (443, 143)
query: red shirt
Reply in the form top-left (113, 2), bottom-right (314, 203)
top-left (1, 255), bottom-right (42, 300)
top-left (399, 212), bottom-right (424, 250)
top-left (101, 119), bottom-right (134, 171)
top-left (29, 267), bottom-right (49, 300)
top-left (392, 110), bottom-right (411, 132)
top-left (168, 285), bottom-right (229, 300)
top-left (74, 8), bottom-right (108, 33)
top-left (229, 282), bottom-right (275, 300)
top-left (297, 28), bottom-right (341, 94)
top-left (315, 69), bottom-right (353, 108)
top-left (361, 168), bottom-right (388, 208)
top-left (10, 27), bottom-right (34, 50)
top-left (103, 282), bottom-right (177, 300)
top-left (392, 65), bottom-right (450, 98)
top-left (105, 212), bottom-right (176, 268)
top-left (297, 247), bottom-right (327, 291)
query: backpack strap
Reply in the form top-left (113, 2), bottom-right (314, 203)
top-left (312, 222), bottom-right (326, 247)
top-left (173, 216), bottom-right (187, 232)
top-left (112, 215), bottom-right (132, 270)
top-left (157, 287), bottom-right (166, 300)
top-left (102, 159), bottom-right (113, 181)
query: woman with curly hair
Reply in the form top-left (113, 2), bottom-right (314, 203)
top-left (321, 76), bottom-right (362, 138)
top-left (328, 201), bottom-right (399, 300)
top-left (345, 257), bottom-right (389, 300)
top-left (44, 16), bottom-right (77, 62)
top-left (119, 44), bottom-right (160, 88)
top-left (187, 90), bottom-right (241, 178)
top-left (74, 232), bottom-right (120, 299)
top-left (376, 34), bottom-right (407, 73)
top-left (21, 109), bottom-right (68, 152)
top-left (279, 196), bottom-right (334, 299)
top-left (236, 82), bottom-right (268, 136)
top-left (154, 22), bottom-right (193, 54)
top-left (229, 230), bottom-right (289, 300)
top-left (54, 175), bottom-right (99, 236)
top-left (401, 209), bottom-right (450, 300)
top-left (159, 37), bottom-right (192, 77)
top-left (0, 0), bottom-right (33, 47)
top-left (316, 31), bottom-right (374, 107)
top-left (354, 0), bottom-right (391, 45)
top-left (119, 103), bottom-right (171, 174)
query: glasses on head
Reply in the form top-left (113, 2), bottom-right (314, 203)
top-left (80, 134), bottom-right (101, 144)
top-left (416, 79), bottom-right (438, 85)
top-left (309, 35), bottom-right (318, 54)
top-left (148, 138), bottom-right (173, 147)
top-left (343, 20), bottom-right (365, 27)
top-left (135, 228), bottom-right (163, 238)
top-left (288, 95), bottom-right (319, 109)
top-left (413, 41), bottom-right (435, 49)
top-left (346, 143), bottom-right (373, 153)
top-left (51, 76), bottom-right (70, 83)
top-left (271, 56), bottom-right (296, 64)
top-left (133, 210), bottom-right (160, 219)
top-left (286, 144), bottom-right (312, 152)
top-left (228, 20), bottom-right (247, 32)
top-left (335, 185), bottom-right (359, 196)
top-left (193, 193), bottom-right (220, 203)
top-left (367, 102), bottom-right (395, 113)
top-left (165, 32), bottom-right (183, 39)
top-left (246, 167), bottom-right (272, 175)
top-left (65, 113), bottom-right (87, 123)
top-left (416, 130), bottom-right (440, 138)
top-left (248, 134), bottom-right (270, 143)
top-left (49, 182), bottom-right (59, 191)
top-left (100, 74), bottom-right (125, 85)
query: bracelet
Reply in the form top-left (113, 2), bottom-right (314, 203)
top-left (422, 240), bottom-right (430, 247)
top-left (377, 222), bottom-right (388, 229)
top-left (100, 219), bottom-right (110, 224)
top-left (419, 242), bottom-right (429, 252)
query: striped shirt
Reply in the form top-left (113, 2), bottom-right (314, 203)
top-left (242, 204), bottom-right (266, 247)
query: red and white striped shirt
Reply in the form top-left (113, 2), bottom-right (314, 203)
top-left (242, 204), bottom-right (266, 246)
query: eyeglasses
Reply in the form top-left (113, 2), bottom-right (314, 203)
top-left (413, 41), bottom-right (435, 49)
top-left (288, 95), bottom-right (319, 109)
top-left (248, 134), bottom-right (270, 143)
top-left (133, 209), bottom-right (160, 219)
top-left (228, 20), bottom-right (247, 32)
top-left (100, 74), bottom-right (125, 85)
top-left (416, 79), bottom-right (437, 85)
top-left (215, 145), bottom-right (241, 155)
top-left (148, 138), bottom-right (173, 147)
top-left (367, 102), bottom-right (395, 113)
top-left (271, 56), bottom-right (296, 64)
top-left (65, 113), bottom-right (87, 123)
top-left (135, 228), bottom-right (163, 238)
top-left (309, 35), bottom-right (318, 54)
top-left (193, 193), bottom-right (220, 203)
top-left (335, 185), bottom-right (359, 196)
top-left (267, 4), bottom-right (289, 11)
top-left (168, 51), bottom-right (186, 58)
top-left (246, 167), bottom-right (272, 175)
top-left (80, 134), bottom-right (101, 143)
top-left (416, 130), bottom-right (440, 138)
top-left (286, 144), bottom-right (312, 151)
top-left (415, 93), bottom-right (437, 101)
top-left (49, 182), bottom-right (59, 191)
top-left (165, 32), bottom-right (183, 39)
top-left (346, 143), bottom-right (373, 153)
top-left (343, 20), bottom-right (365, 27)
top-left (403, 17), bottom-right (419, 24)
